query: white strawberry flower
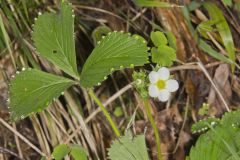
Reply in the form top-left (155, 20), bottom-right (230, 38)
top-left (148, 67), bottom-right (179, 102)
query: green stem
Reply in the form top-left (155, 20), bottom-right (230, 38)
top-left (88, 89), bottom-right (121, 137)
top-left (143, 99), bottom-right (162, 160)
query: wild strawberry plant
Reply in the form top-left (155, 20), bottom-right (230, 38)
top-left (13, 1), bottom-right (240, 160)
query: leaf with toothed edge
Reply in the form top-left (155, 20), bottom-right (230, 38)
top-left (9, 69), bottom-right (75, 121)
top-left (191, 117), bottom-right (220, 134)
top-left (221, 110), bottom-right (240, 128)
top-left (188, 125), bottom-right (240, 160)
top-left (32, 2), bottom-right (79, 79)
top-left (108, 131), bottom-right (149, 160)
top-left (189, 110), bottom-right (240, 160)
top-left (80, 32), bottom-right (149, 88)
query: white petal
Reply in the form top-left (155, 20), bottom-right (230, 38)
top-left (149, 71), bottom-right (160, 83)
top-left (157, 67), bottom-right (170, 80)
top-left (166, 79), bottom-right (179, 92)
top-left (158, 89), bottom-right (170, 102)
top-left (148, 85), bottom-right (160, 97)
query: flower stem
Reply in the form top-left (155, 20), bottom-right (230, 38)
top-left (88, 89), bottom-right (121, 137)
top-left (143, 98), bottom-right (162, 160)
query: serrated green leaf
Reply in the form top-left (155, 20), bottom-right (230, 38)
top-left (52, 144), bottom-right (71, 160)
top-left (80, 32), bottom-right (148, 88)
top-left (150, 31), bottom-right (167, 47)
top-left (191, 117), bottom-right (220, 134)
top-left (151, 45), bottom-right (176, 66)
top-left (32, 2), bottom-right (79, 79)
top-left (189, 125), bottom-right (240, 160)
top-left (132, 0), bottom-right (172, 7)
top-left (70, 144), bottom-right (88, 160)
top-left (221, 110), bottom-right (240, 128)
top-left (108, 132), bottom-right (149, 160)
top-left (9, 69), bottom-right (75, 121)
top-left (204, 2), bottom-right (236, 71)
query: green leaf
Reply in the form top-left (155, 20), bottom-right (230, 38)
top-left (108, 132), bottom-right (149, 160)
top-left (198, 103), bottom-right (209, 116)
top-left (198, 39), bottom-right (233, 64)
top-left (9, 69), bottom-right (75, 121)
top-left (221, 110), bottom-right (240, 128)
top-left (91, 26), bottom-right (111, 46)
top-left (204, 2), bottom-right (236, 71)
top-left (70, 144), bottom-right (88, 160)
top-left (197, 20), bottom-right (216, 39)
top-left (187, 1), bottom-right (202, 11)
top-left (80, 32), bottom-right (148, 88)
top-left (191, 117), bottom-right (220, 134)
top-left (189, 125), bottom-right (240, 160)
top-left (32, 2), bottom-right (79, 79)
top-left (150, 31), bottom-right (167, 47)
top-left (189, 110), bottom-right (240, 160)
top-left (151, 45), bottom-right (176, 66)
top-left (113, 106), bottom-right (124, 117)
top-left (132, 0), bottom-right (172, 7)
top-left (165, 31), bottom-right (177, 50)
top-left (52, 144), bottom-right (71, 160)
top-left (222, 0), bottom-right (233, 6)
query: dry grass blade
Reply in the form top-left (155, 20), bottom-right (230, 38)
top-left (0, 117), bottom-right (47, 157)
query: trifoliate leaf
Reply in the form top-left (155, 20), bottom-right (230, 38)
top-left (108, 132), bottom-right (149, 160)
top-left (70, 144), bottom-right (88, 160)
top-left (52, 144), bottom-right (71, 160)
top-left (9, 69), bottom-right (75, 121)
top-left (150, 31), bottom-right (167, 47)
top-left (32, 2), bottom-right (79, 79)
top-left (80, 32), bottom-right (148, 88)
top-left (151, 45), bottom-right (176, 66)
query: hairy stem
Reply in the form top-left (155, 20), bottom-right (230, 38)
top-left (143, 99), bottom-right (162, 160)
top-left (88, 89), bottom-right (121, 137)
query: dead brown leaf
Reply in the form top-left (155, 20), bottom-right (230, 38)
top-left (208, 64), bottom-right (232, 116)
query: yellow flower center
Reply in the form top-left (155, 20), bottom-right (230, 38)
top-left (156, 80), bottom-right (166, 90)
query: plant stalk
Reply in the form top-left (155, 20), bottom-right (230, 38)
top-left (88, 89), bottom-right (121, 137)
top-left (143, 98), bottom-right (162, 160)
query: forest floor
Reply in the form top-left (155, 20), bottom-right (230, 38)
top-left (0, 0), bottom-right (240, 160)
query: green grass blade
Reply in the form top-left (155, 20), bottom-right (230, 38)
top-left (0, 14), bottom-right (16, 69)
top-left (132, 0), bottom-right (172, 7)
top-left (198, 39), bottom-right (233, 64)
top-left (204, 2), bottom-right (236, 71)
